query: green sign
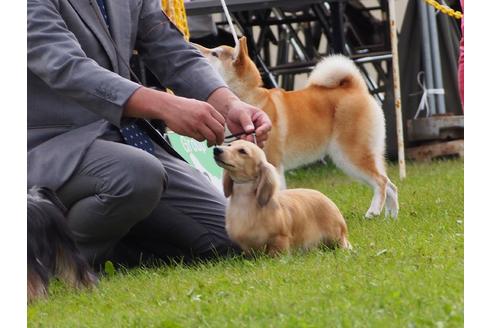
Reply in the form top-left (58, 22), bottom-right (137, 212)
top-left (167, 132), bottom-right (223, 191)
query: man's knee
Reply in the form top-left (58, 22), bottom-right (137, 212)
top-left (101, 152), bottom-right (167, 220)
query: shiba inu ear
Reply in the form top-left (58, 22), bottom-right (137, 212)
top-left (233, 36), bottom-right (249, 65)
top-left (223, 170), bottom-right (233, 197)
top-left (239, 36), bottom-right (248, 56)
top-left (256, 162), bottom-right (278, 207)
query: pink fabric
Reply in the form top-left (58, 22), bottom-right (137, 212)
top-left (458, 0), bottom-right (464, 109)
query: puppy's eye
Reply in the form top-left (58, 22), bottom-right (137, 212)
top-left (238, 148), bottom-right (247, 155)
top-left (211, 51), bottom-right (219, 57)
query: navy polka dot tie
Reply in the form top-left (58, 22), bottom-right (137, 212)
top-left (120, 123), bottom-right (155, 155)
top-left (96, 0), bottom-right (110, 28)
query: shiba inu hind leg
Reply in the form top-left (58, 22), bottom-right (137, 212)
top-left (327, 141), bottom-right (395, 218)
top-left (384, 179), bottom-right (399, 218)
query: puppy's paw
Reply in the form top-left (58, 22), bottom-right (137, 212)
top-left (340, 239), bottom-right (353, 251)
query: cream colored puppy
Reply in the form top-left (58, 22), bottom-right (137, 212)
top-left (213, 140), bottom-right (351, 255)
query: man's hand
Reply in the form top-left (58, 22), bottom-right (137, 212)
top-left (160, 97), bottom-right (225, 145)
top-left (124, 87), bottom-right (226, 145)
top-left (225, 99), bottom-right (271, 147)
top-left (207, 87), bottom-right (272, 147)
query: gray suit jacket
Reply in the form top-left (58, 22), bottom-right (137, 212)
top-left (27, 0), bottom-right (226, 190)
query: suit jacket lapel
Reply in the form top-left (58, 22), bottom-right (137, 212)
top-left (66, 0), bottom-right (119, 72)
top-left (105, 0), bottom-right (132, 77)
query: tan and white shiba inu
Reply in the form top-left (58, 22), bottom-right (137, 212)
top-left (195, 37), bottom-right (398, 219)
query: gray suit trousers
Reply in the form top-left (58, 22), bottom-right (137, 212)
top-left (57, 130), bottom-right (240, 267)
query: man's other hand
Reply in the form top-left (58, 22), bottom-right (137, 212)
top-left (124, 87), bottom-right (226, 146)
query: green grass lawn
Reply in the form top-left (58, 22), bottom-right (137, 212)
top-left (28, 159), bottom-right (464, 328)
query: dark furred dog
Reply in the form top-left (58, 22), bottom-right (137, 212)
top-left (27, 187), bottom-right (97, 303)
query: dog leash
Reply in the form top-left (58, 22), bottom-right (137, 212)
top-left (224, 130), bottom-right (257, 145)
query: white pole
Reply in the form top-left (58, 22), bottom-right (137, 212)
top-left (388, 0), bottom-right (406, 179)
top-left (220, 0), bottom-right (240, 57)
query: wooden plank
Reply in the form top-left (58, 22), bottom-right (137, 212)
top-left (406, 139), bottom-right (464, 162)
top-left (407, 115), bottom-right (464, 142)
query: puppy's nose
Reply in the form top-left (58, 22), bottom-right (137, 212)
top-left (213, 147), bottom-right (223, 156)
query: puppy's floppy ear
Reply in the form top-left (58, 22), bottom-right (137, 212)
top-left (256, 162), bottom-right (278, 207)
top-left (233, 36), bottom-right (249, 65)
top-left (223, 170), bottom-right (233, 198)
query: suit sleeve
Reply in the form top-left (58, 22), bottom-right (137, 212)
top-left (136, 0), bottom-right (227, 101)
top-left (27, 0), bottom-right (141, 127)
